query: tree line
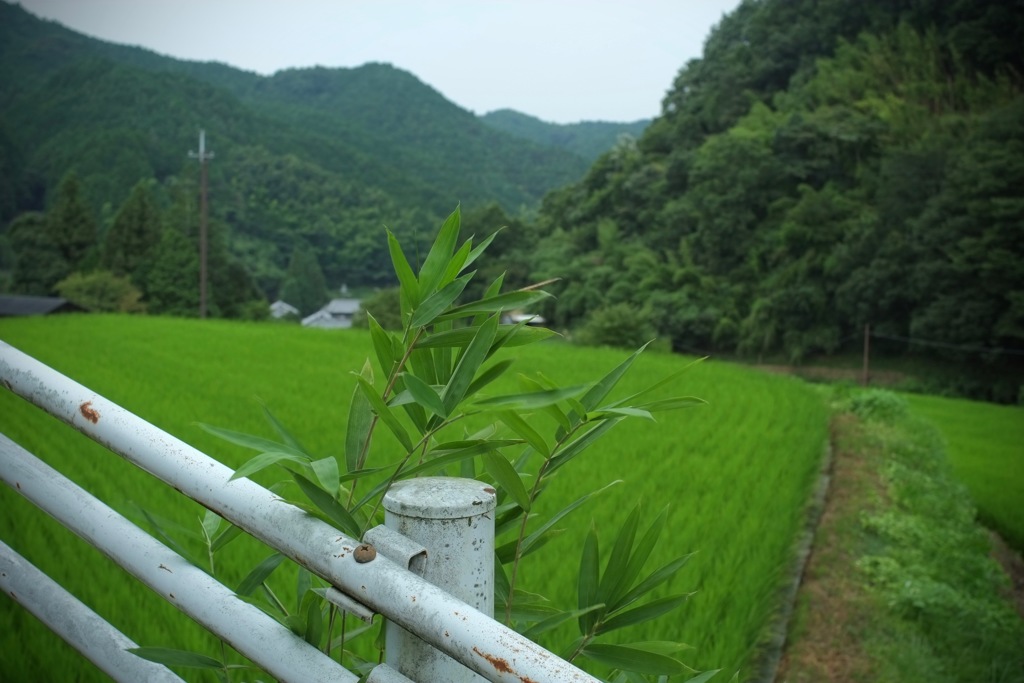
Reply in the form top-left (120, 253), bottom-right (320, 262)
top-left (490, 0), bottom-right (1022, 402)
top-left (2, 0), bottom-right (1021, 400)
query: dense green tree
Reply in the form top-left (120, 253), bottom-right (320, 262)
top-left (102, 179), bottom-right (161, 288)
top-left (146, 228), bottom-right (199, 316)
top-left (909, 98), bottom-right (1024, 355)
top-left (279, 241), bottom-right (328, 317)
top-left (47, 172), bottom-right (97, 269)
top-left (351, 287), bottom-right (402, 330)
top-left (6, 211), bottom-right (68, 294)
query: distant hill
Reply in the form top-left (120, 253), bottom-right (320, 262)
top-left (481, 109), bottom-right (650, 162)
top-left (0, 1), bottom-right (640, 295)
top-left (0, 1), bottom-right (595, 218)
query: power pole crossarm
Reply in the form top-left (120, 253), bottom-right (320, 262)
top-left (188, 130), bottom-right (214, 319)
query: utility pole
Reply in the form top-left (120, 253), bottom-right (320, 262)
top-left (862, 323), bottom-right (871, 386)
top-left (189, 130), bottom-right (214, 318)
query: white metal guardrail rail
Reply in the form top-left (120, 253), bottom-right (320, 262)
top-left (0, 340), bottom-right (599, 683)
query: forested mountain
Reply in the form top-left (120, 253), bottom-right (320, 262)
top-left (486, 0), bottom-right (1022, 401)
top-left (480, 110), bottom-right (650, 163)
top-left (3, 0), bottom-right (1022, 400)
top-left (0, 1), bottom-right (594, 304)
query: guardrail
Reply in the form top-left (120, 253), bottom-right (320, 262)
top-left (0, 341), bottom-right (599, 682)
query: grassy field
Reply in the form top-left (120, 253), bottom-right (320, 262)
top-left (0, 314), bottom-right (828, 681)
top-left (904, 393), bottom-right (1024, 551)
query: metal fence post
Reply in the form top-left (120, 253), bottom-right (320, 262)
top-left (383, 477), bottom-right (496, 682)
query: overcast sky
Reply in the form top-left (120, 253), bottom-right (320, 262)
top-left (17, 1), bottom-right (740, 124)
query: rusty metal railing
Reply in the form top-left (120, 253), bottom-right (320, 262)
top-left (0, 341), bottom-right (599, 682)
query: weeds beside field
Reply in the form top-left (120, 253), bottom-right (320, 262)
top-left (780, 390), bottom-right (1024, 683)
top-left (0, 315), bottom-right (827, 681)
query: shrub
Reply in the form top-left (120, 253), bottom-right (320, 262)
top-left (54, 270), bottom-right (145, 313)
top-left (848, 389), bottom-right (908, 422)
top-left (576, 303), bottom-right (656, 349)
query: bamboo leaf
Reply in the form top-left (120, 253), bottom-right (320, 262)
top-left (292, 472), bottom-right (361, 538)
top-left (411, 272), bottom-right (474, 328)
top-left (580, 643), bottom-right (685, 676)
top-left (636, 397), bottom-right (708, 412)
top-left (346, 359), bottom-right (375, 472)
top-left (416, 325), bottom-right (555, 349)
top-left (522, 604), bottom-right (605, 640)
top-left (590, 407), bottom-right (655, 421)
top-left (610, 357), bottom-right (707, 408)
top-left (236, 553), bottom-right (285, 596)
top-left (465, 359), bottom-right (515, 398)
top-left (578, 526), bottom-right (601, 632)
top-left (473, 384), bottom-right (588, 410)
top-left (352, 442), bottom-right (519, 511)
top-left (617, 553), bottom-right (696, 611)
top-left (440, 236), bottom-right (473, 286)
top-left (608, 506), bottom-right (669, 610)
top-left (200, 509), bottom-right (221, 541)
top-left (229, 451), bottom-right (311, 482)
top-left (547, 418), bottom-right (624, 476)
top-left (597, 505), bottom-right (640, 607)
top-left (418, 205), bottom-right (461, 295)
top-left (483, 452), bottom-right (531, 512)
top-left (356, 375), bottom-right (413, 451)
top-left (259, 402), bottom-right (309, 455)
top-left (135, 507), bottom-right (199, 565)
top-left (367, 315), bottom-right (397, 379)
top-left (435, 290), bottom-right (552, 323)
top-left (432, 317), bottom-right (455, 386)
top-left (128, 647), bottom-right (224, 670)
top-left (196, 423), bottom-right (307, 459)
top-left (462, 228), bottom-right (500, 273)
top-left (596, 594), bottom-right (691, 635)
top-left (483, 271), bottom-right (505, 297)
top-left (579, 343), bottom-right (651, 415)
top-left (304, 597), bottom-right (323, 647)
top-left (401, 373), bottom-right (447, 417)
top-left (408, 344), bottom-right (439, 385)
top-left (523, 480), bottom-right (620, 556)
top-left (442, 314), bottom-right (498, 414)
top-left (495, 528), bottom-right (564, 564)
top-left (211, 523), bottom-right (243, 553)
top-left (310, 456), bottom-right (339, 494)
top-left (386, 228), bottom-right (419, 308)
top-left (499, 410), bottom-right (549, 457)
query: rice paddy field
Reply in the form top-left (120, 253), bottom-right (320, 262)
top-left (904, 393), bottom-right (1024, 551)
top-left (0, 315), bottom-right (828, 681)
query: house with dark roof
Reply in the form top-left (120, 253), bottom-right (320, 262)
top-left (0, 295), bottom-right (86, 317)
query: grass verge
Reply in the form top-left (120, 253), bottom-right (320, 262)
top-left (779, 390), bottom-right (1024, 683)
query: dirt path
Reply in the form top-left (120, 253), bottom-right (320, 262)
top-left (774, 414), bottom-right (1024, 683)
top-left (773, 415), bottom-right (882, 683)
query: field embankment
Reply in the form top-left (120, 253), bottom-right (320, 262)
top-left (0, 314), bottom-right (828, 681)
top-left (779, 391), bottom-right (1024, 683)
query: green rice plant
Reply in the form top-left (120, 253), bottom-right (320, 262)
top-left (0, 222), bottom-right (827, 681)
top-left (904, 393), bottom-right (1024, 551)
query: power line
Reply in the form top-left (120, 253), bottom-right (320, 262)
top-left (871, 331), bottom-right (1024, 357)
